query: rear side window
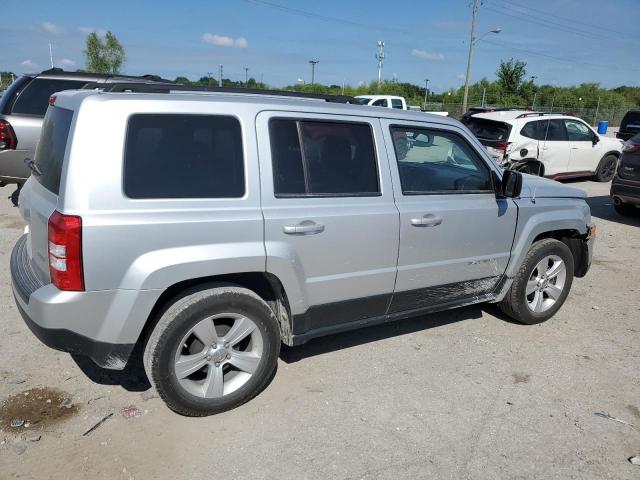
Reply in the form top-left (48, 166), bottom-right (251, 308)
top-left (465, 118), bottom-right (510, 141)
top-left (520, 120), bottom-right (545, 140)
top-left (372, 99), bottom-right (388, 107)
top-left (269, 119), bottom-right (380, 197)
top-left (544, 120), bottom-right (567, 141)
top-left (35, 106), bottom-right (74, 194)
top-left (11, 78), bottom-right (87, 116)
top-left (124, 114), bottom-right (244, 199)
top-left (391, 98), bottom-right (403, 109)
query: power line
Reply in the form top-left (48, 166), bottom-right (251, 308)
top-left (242, 0), bottom-right (413, 35)
top-left (492, 0), bottom-right (638, 38)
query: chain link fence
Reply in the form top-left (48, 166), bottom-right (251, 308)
top-left (423, 102), bottom-right (633, 127)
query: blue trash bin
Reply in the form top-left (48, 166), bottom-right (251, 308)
top-left (597, 120), bottom-right (608, 135)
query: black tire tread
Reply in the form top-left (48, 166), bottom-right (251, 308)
top-left (594, 154), bottom-right (617, 182)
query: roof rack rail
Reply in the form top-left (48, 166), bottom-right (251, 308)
top-left (39, 68), bottom-right (173, 83)
top-left (80, 82), bottom-right (355, 103)
top-left (515, 112), bottom-right (567, 119)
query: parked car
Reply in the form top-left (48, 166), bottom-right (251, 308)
top-left (616, 110), bottom-right (640, 141)
top-left (611, 132), bottom-right (640, 216)
top-left (355, 94), bottom-right (407, 109)
top-left (465, 111), bottom-right (623, 181)
top-left (11, 85), bottom-right (595, 416)
top-left (0, 68), bottom-right (171, 205)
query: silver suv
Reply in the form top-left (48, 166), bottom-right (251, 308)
top-left (10, 85), bottom-right (595, 416)
top-left (0, 68), bottom-right (170, 205)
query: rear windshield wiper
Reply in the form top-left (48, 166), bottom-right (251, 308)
top-left (24, 158), bottom-right (42, 176)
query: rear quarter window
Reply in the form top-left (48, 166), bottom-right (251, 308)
top-left (11, 78), bottom-right (88, 116)
top-left (123, 114), bottom-right (245, 199)
top-left (35, 106), bottom-right (74, 194)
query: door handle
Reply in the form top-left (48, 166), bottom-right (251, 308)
top-left (571, 147), bottom-right (579, 150)
top-left (410, 214), bottom-right (443, 227)
top-left (283, 220), bottom-right (325, 235)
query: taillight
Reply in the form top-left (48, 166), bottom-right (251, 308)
top-left (622, 143), bottom-right (640, 153)
top-left (0, 119), bottom-right (17, 150)
top-left (496, 140), bottom-right (508, 151)
top-left (48, 211), bottom-right (84, 291)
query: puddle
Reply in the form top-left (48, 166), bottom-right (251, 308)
top-left (0, 387), bottom-right (79, 431)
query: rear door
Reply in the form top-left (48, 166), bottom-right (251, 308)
top-left (539, 119), bottom-right (571, 176)
top-left (564, 119), bottom-right (599, 173)
top-left (257, 112), bottom-right (399, 334)
top-left (381, 119), bottom-right (517, 313)
top-left (19, 105), bottom-right (75, 283)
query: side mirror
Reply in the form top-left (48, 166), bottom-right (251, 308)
top-left (413, 133), bottom-right (433, 147)
top-left (502, 170), bottom-right (523, 198)
top-left (592, 135), bottom-right (600, 146)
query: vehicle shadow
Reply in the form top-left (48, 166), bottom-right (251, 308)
top-left (280, 304), bottom-right (502, 363)
top-left (585, 195), bottom-right (640, 227)
top-left (71, 342), bottom-right (151, 392)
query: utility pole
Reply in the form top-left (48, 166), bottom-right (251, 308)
top-left (375, 41), bottom-right (385, 85)
top-left (481, 87), bottom-right (486, 107)
top-left (309, 59), bottom-right (318, 85)
top-left (49, 41), bottom-right (54, 68)
top-left (462, 0), bottom-right (478, 114)
top-left (593, 96), bottom-right (601, 126)
top-left (244, 67), bottom-right (249, 84)
top-left (219, 64), bottom-right (223, 87)
top-left (423, 79), bottom-right (429, 109)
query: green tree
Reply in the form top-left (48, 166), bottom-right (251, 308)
top-left (83, 31), bottom-right (125, 74)
top-left (496, 58), bottom-right (527, 96)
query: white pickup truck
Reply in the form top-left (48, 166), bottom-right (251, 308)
top-left (355, 95), bottom-right (448, 116)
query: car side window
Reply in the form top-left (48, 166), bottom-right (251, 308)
top-left (269, 119), bottom-right (380, 197)
top-left (544, 120), bottom-right (568, 141)
top-left (391, 99), bottom-right (403, 109)
top-left (372, 99), bottom-right (388, 107)
top-left (565, 119), bottom-right (594, 142)
top-left (123, 114), bottom-right (245, 199)
top-left (390, 126), bottom-right (492, 194)
top-left (521, 120), bottom-right (545, 140)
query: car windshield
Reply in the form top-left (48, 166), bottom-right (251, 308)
top-left (621, 111), bottom-right (640, 129)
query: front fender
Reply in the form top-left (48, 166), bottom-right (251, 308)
top-left (506, 197), bottom-right (590, 278)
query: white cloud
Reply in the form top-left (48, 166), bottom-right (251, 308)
top-left (79, 27), bottom-right (107, 38)
top-left (411, 49), bottom-right (445, 61)
top-left (21, 59), bottom-right (40, 70)
top-left (60, 58), bottom-right (76, 68)
top-left (41, 22), bottom-right (63, 35)
top-left (202, 33), bottom-right (248, 48)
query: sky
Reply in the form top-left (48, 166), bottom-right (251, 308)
top-left (2, 0), bottom-right (639, 92)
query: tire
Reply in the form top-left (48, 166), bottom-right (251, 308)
top-left (614, 201), bottom-right (636, 217)
top-left (518, 161), bottom-right (544, 177)
top-left (9, 187), bottom-right (20, 207)
top-left (499, 238), bottom-right (575, 325)
top-left (594, 154), bottom-right (617, 182)
top-left (143, 283), bottom-right (281, 416)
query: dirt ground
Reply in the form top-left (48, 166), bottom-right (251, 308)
top-left (0, 180), bottom-right (639, 480)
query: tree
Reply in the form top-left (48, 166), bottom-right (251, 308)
top-left (496, 58), bottom-right (527, 96)
top-left (83, 31), bottom-right (125, 74)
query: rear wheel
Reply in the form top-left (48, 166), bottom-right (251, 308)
top-left (614, 201), bottom-right (637, 216)
top-left (499, 239), bottom-right (574, 325)
top-left (517, 161), bottom-right (544, 177)
top-left (594, 154), bottom-right (617, 182)
top-left (144, 284), bottom-right (280, 416)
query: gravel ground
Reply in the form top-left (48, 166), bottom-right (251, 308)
top-left (0, 180), bottom-right (639, 480)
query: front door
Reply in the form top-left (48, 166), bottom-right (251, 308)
top-left (381, 120), bottom-right (518, 313)
top-left (257, 112), bottom-right (399, 335)
top-left (564, 119), bottom-right (599, 173)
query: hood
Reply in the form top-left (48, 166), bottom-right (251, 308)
top-left (519, 174), bottom-right (587, 199)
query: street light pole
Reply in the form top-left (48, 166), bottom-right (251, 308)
top-left (219, 64), bottom-right (223, 87)
top-left (244, 67), bottom-right (249, 84)
top-left (423, 79), bottom-right (429, 110)
top-left (462, 0), bottom-right (479, 114)
top-left (309, 60), bottom-right (319, 85)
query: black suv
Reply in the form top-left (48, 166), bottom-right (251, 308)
top-left (0, 68), bottom-right (170, 205)
top-left (611, 132), bottom-right (640, 216)
top-left (617, 110), bottom-right (640, 141)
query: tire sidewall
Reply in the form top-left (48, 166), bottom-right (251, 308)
top-left (150, 288), bottom-right (280, 415)
top-left (596, 155), bottom-right (617, 182)
top-left (512, 240), bottom-right (575, 324)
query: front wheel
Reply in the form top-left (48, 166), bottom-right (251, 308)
top-left (594, 155), bottom-right (617, 182)
top-left (614, 201), bottom-right (637, 216)
top-left (499, 239), bottom-right (575, 325)
top-left (143, 284), bottom-right (281, 416)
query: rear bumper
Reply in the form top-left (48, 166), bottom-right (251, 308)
top-left (611, 176), bottom-right (640, 205)
top-left (10, 235), bottom-right (160, 370)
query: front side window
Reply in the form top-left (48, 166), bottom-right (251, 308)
top-left (12, 78), bottom-right (87, 116)
top-left (372, 98), bottom-right (388, 107)
top-left (564, 119), bottom-right (594, 142)
top-left (269, 119), bottom-right (380, 197)
top-left (391, 99), bottom-right (403, 109)
top-left (124, 114), bottom-right (244, 199)
top-left (391, 126), bottom-right (492, 194)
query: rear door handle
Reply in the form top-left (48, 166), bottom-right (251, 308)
top-left (283, 220), bottom-right (325, 235)
top-left (410, 214), bottom-right (443, 227)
